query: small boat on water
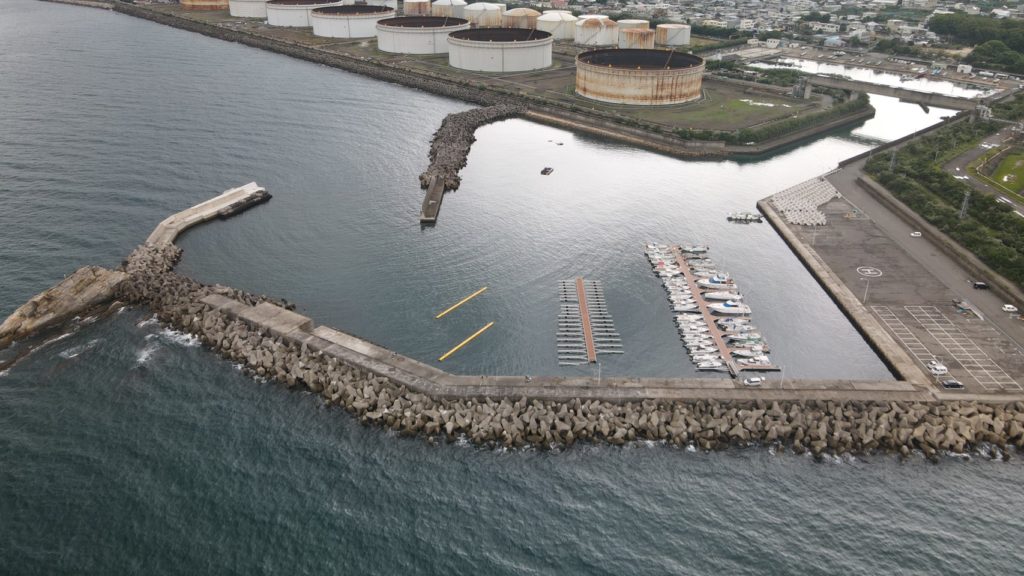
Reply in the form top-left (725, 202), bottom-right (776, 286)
top-left (727, 211), bottom-right (763, 223)
top-left (697, 275), bottom-right (735, 289)
top-left (703, 291), bottom-right (743, 301)
top-left (681, 244), bottom-right (709, 254)
top-left (708, 300), bottom-right (752, 316)
top-left (541, 167), bottom-right (553, 175)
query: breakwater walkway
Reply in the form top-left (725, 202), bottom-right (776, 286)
top-left (419, 104), bottom-right (524, 223)
top-left (6, 186), bottom-right (1024, 456)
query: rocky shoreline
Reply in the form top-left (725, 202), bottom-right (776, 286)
top-left (420, 104), bottom-right (525, 193)
top-left (107, 243), bottom-right (1024, 460)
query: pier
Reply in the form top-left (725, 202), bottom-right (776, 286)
top-left (671, 247), bottom-right (739, 376)
top-left (419, 176), bottom-right (445, 224)
top-left (146, 182), bottom-right (270, 245)
top-left (557, 278), bottom-right (621, 366)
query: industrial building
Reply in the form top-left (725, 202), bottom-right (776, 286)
top-left (536, 10), bottom-right (576, 40)
top-left (575, 15), bottom-right (618, 46)
top-left (182, 0), bottom-right (229, 10)
top-left (447, 28), bottom-right (552, 72)
top-left (312, 5), bottom-right (395, 38)
top-left (266, 0), bottom-right (346, 27)
top-left (576, 49), bottom-right (704, 105)
top-left (228, 0), bottom-right (267, 18)
top-left (375, 16), bottom-right (470, 54)
top-left (655, 23), bottom-right (691, 46)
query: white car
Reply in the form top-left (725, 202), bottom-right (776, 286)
top-left (743, 377), bottom-right (764, 387)
top-left (927, 360), bottom-right (949, 376)
top-left (1003, 304), bottom-right (1019, 313)
top-left (910, 231), bottom-right (922, 238)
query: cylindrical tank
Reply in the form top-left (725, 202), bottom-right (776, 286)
top-left (229, 0), bottom-right (267, 17)
top-left (574, 16), bottom-right (617, 46)
top-left (182, 0), bottom-right (229, 10)
top-left (617, 19), bottom-right (648, 30)
top-left (430, 0), bottom-right (466, 18)
top-left (403, 0), bottom-right (430, 15)
top-left (365, 0), bottom-right (397, 9)
top-left (501, 7), bottom-right (539, 29)
top-left (463, 2), bottom-right (503, 27)
top-left (267, 0), bottom-right (346, 26)
top-left (448, 28), bottom-right (552, 72)
top-left (536, 10), bottom-right (576, 40)
top-left (312, 5), bottom-right (395, 38)
top-left (655, 23), bottom-right (691, 46)
top-left (375, 16), bottom-right (470, 53)
top-left (576, 49), bottom-right (704, 105)
top-left (619, 28), bottom-right (654, 49)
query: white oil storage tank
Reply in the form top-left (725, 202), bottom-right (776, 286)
top-left (501, 7), bottom-right (539, 29)
top-left (619, 28), bottom-right (654, 49)
top-left (617, 19), bottom-right (648, 30)
top-left (463, 2), bottom-right (503, 27)
top-left (448, 28), bottom-right (552, 72)
top-left (312, 5), bottom-right (395, 38)
top-left (430, 0), bottom-right (466, 18)
top-left (536, 10), bottom-right (576, 40)
top-left (655, 23), bottom-right (691, 46)
top-left (365, 0), bottom-right (397, 9)
top-left (267, 0), bottom-right (346, 26)
top-left (574, 15), bottom-right (617, 46)
top-left (229, 0), bottom-right (268, 18)
top-left (404, 0), bottom-right (431, 15)
top-left (376, 16), bottom-right (470, 53)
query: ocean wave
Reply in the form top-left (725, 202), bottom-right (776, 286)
top-left (41, 332), bottom-right (74, 348)
top-left (158, 328), bottom-right (200, 348)
top-left (136, 315), bottom-right (159, 329)
top-left (0, 369), bottom-right (8, 378)
top-left (136, 343), bottom-right (159, 365)
top-left (59, 338), bottom-right (101, 359)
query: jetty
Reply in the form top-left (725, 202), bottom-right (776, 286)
top-left (146, 182), bottom-right (270, 245)
top-left (557, 278), bottom-right (621, 366)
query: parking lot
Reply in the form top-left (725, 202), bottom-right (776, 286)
top-left (874, 305), bottom-right (1022, 391)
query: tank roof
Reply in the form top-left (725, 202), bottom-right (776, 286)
top-left (313, 4), bottom-right (392, 14)
top-left (504, 7), bottom-right (540, 15)
top-left (267, 0), bottom-right (339, 5)
top-left (449, 28), bottom-right (551, 41)
top-left (577, 48), bottom-right (703, 70)
top-left (376, 15), bottom-right (469, 27)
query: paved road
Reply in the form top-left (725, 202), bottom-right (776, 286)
top-left (942, 126), bottom-right (1024, 216)
top-left (828, 160), bottom-right (1024, 349)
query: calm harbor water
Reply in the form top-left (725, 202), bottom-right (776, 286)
top-left (2, 1), bottom-right (1022, 574)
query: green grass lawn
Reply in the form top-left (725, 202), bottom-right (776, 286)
top-left (990, 149), bottom-right (1024, 194)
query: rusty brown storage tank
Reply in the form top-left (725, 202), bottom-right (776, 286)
top-left (502, 7), bottom-right (540, 28)
top-left (182, 0), bottom-right (229, 10)
top-left (575, 48), bottom-right (704, 105)
top-left (404, 0), bottom-right (431, 15)
top-left (619, 28), bottom-right (654, 49)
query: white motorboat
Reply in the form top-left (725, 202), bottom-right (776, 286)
top-left (697, 360), bottom-right (725, 370)
top-left (674, 305), bottom-right (699, 313)
top-left (708, 300), bottom-right (751, 316)
top-left (697, 276), bottom-right (735, 289)
top-left (703, 291), bottom-right (743, 301)
top-left (681, 244), bottom-right (709, 254)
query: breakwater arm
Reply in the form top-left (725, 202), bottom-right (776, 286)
top-left (419, 104), bottom-right (525, 223)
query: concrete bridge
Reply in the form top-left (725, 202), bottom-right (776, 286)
top-left (806, 75), bottom-right (983, 110)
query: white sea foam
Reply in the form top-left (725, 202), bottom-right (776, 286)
top-left (136, 315), bottom-right (159, 328)
top-left (136, 343), bottom-right (159, 365)
top-left (41, 332), bottom-right (74, 347)
top-left (158, 328), bottom-right (199, 347)
top-left (59, 339), bottom-right (100, 359)
top-left (0, 369), bottom-right (9, 378)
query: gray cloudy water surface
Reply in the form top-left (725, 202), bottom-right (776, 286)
top-left (2, 1), bottom-right (1023, 574)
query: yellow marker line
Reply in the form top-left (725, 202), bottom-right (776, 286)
top-left (439, 322), bottom-right (495, 362)
top-left (435, 287), bottom-right (488, 319)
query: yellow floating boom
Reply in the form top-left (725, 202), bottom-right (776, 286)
top-left (439, 322), bottom-right (495, 362)
top-left (435, 287), bottom-right (488, 319)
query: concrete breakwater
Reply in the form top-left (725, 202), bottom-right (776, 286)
top-left (420, 104), bottom-right (525, 193)
top-left (113, 246), bottom-right (1024, 459)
